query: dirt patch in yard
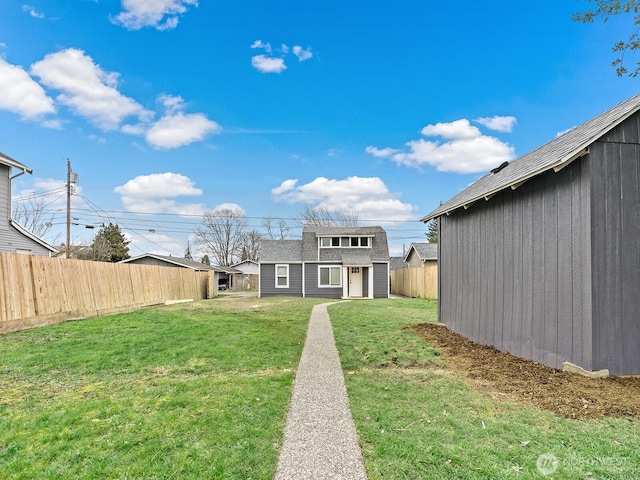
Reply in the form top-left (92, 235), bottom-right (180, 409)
top-left (407, 323), bottom-right (640, 420)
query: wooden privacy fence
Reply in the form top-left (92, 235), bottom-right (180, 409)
top-left (231, 274), bottom-right (258, 291)
top-left (0, 252), bottom-right (215, 334)
top-left (390, 265), bottom-right (438, 299)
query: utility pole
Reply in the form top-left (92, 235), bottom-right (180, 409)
top-left (66, 159), bottom-right (77, 258)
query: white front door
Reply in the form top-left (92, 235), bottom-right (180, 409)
top-left (349, 267), bottom-right (362, 297)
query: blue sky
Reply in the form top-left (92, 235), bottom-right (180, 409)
top-left (1, 0), bottom-right (638, 258)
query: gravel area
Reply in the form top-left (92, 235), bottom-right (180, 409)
top-left (274, 303), bottom-right (368, 480)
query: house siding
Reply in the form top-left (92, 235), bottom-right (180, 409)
top-left (372, 263), bottom-right (389, 298)
top-left (259, 263), bottom-right (303, 297)
top-left (362, 267), bottom-right (369, 298)
top-left (0, 165), bottom-right (51, 256)
top-left (590, 120), bottom-right (640, 373)
top-left (304, 263), bottom-right (343, 298)
top-left (438, 158), bottom-right (592, 371)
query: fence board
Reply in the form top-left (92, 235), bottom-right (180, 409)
top-left (390, 265), bottom-right (438, 299)
top-left (0, 253), bottom-right (212, 334)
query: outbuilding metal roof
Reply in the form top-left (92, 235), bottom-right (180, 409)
top-left (422, 93), bottom-right (640, 222)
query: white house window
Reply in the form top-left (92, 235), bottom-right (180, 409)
top-left (319, 265), bottom-right (341, 287)
top-left (320, 237), bottom-right (341, 247)
top-left (349, 237), bottom-right (370, 247)
top-left (276, 264), bottom-right (289, 288)
top-left (15, 249), bottom-right (32, 255)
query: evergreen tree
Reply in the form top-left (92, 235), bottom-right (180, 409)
top-left (91, 223), bottom-right (130, 262)
top-left (426, 219), bottom-right (438, 243)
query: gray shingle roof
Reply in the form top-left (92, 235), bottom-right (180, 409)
top-left (120, 253), bottom-right (218, 271)
top-left (341, 251), bottom-right (373, 266)
top-left (422, 93), bottom-right (640, 222)
top-left (405, 242), bottom-right (438, 262)
top-left (260, 240), bottom-right (303, 263)
top-left (389, 256), bottom-right (408, 270)
top-left (302, 226), bottom-right (389, 262)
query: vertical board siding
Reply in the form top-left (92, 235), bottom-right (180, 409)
top-left (591, 141), bottom-right (640, 373)
top-left (438, 158), bottom-right (592, 371)
top-left (0, 253), bottom-right (210, 334)
top-left (372, 263), bottom-right (390, 298)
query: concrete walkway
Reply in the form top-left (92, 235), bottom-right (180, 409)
top-left (274, 303), bottom-right (368, 480)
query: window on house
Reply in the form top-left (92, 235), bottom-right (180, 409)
top-left (349, 237), bottom-right (370, 247)
top-left (319, 265), bottom-right (341, 287)
top-left (276, 264), bottom-right (289, 288)
top-left (320, 237), bottom-right (341, 247)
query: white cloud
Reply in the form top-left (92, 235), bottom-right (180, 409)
top-left (114, 172), bottom-right (205, 216)
top-left (0, 58), bottom-right (55, 120)
top-left (113, 0), bottom-right (198, 31)
top-left (293, 45), bottom-right (312, 62)
top-left (367, 118), bottom-right (516, 174)
top-left (22, 5), bottom-right (45, 19)
top-left (251, 55), bottom-right (287, 74)
top-left (120, 197), bottom-right (206, 216)
top-left (271, 179), bottom-right (298, 195)
top-left (119, 93), bottom-right (220, 149)
top-left (250, 40), bottom-right (272, 53)
top-left (157, 93), bottom-right (186, 114)
top-left (114, 172), bottom-right (203, 198)
top-left (30, 48), bottom-right (150, 130)
top-left (272, 176), bottom-right (416, 223)
top-left (421, 119), bottom-right (481, 139)
top-left (145, 111), bottom-right (221, 149)
top-left (364, 146), bottom-right (399, 158)
top-left (250, 41), bottom-right (312, 73)
top-left (474, 115), bottom-right (517, 133)
top-left (211, 203), bottom-right (245, 215)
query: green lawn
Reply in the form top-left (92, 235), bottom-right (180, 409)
top-left (0, 297), bottom-right (324, 479)
top-left (329, 298), bottom-right (640, 479)
top-left (2, 296), bottom-right (639, 479)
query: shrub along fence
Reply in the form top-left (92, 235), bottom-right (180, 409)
top-left (0, 252), bottom-right (215, 334)
top-left (390, 265), bottom-right (438, 299)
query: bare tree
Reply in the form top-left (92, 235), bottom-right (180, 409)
top-left (295, 204), bottom-right (359, 227)
top-left (194, 206), bottom-right (248, 266)
top-left (262, 216), bottom-right (290, 239)
top-left (12, 193), bottom-right (54, 238)
top-left (241, 229), bottom-right (263, 261)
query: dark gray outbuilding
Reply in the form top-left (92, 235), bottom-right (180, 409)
top-left (422, 94), bottom-right (640, 375)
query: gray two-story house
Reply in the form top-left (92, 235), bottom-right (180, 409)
top-left (259, 226), bottom-right (390, 299)
top-left (1, 152), bottom-right (55, 256)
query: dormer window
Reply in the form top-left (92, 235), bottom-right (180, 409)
top-left (320, 237), bottom-right (340, 247)
top-left (349, 237), bottom-right (370, 247)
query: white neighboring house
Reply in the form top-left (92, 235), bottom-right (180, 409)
top-left (231, 259), bottom-right (259, 275)
top-left (0, 152), bottom-right (56, 256)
